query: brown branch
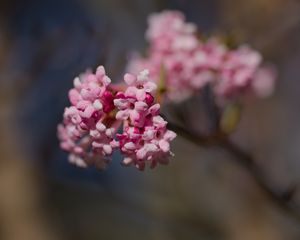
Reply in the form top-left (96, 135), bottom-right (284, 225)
top-left (220, 139), bottom-right (300, 219)
top-left (166, 119), bottom-right (300, 222)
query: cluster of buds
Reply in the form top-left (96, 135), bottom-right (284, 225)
top-left (127, 10), bottom-right (276, 102)
top-left (114, 70), bottom-right (176, 170)
top-left (58, 67), bottom-right (176, 170)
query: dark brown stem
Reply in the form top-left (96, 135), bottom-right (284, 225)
top-left (220, 139), bottom-right (300, 220)
top-left (166, 119), bottom-right (300, 222)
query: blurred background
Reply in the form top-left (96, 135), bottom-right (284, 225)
top-left (1, 0), bottom-right (300, 239)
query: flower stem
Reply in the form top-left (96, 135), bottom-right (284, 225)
top-left (166, 118), bottom-right (300, 222)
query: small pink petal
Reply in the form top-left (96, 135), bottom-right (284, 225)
top-left (103, 144), bottom-right (113, 155)
top-left (93, 100), bottom-right (103, 110)
top-left (134, 101), bottom-right (148, 111)
top-left (90, 129), bottom-right (100, 138)
top-left (68, 89), bottom-right (80, 105)
top-left (123, 157), bottom-right (133, 166)
top-left (144, 81), bottom-right (157, 93)
top-left (124, 142), bottom-right (136, 150)
top-left (92, 141), bottom-right (103, 148)
top-left (73, 77), bottom-right (81, 88)
top-left (152, 115), bottom-right (167, 128)
top-left (164, 130), bottom-right (177, 141)
top-left (124, 73), bottom-right (136, 85)
top-left (129, 110), bottom-right (140, 123)
top-left (148, 103), bottom-right (160, 115)
top-left (125, 86), bottom-right (137, 98)
top-left (136, 89), bottom-right (146, 101)
top-left (137, 69), bottom-right (150, 83)
top-left (96, 65), bottom-right (105, 76)
top-left (102, 76), bottom-right (111, 85)
top-left (96, 122), bottom-right (106, 132)
top-left (159, 140), bottom-right (170, 152)
top-left (110, 140), bottom-right (120, 148)
top-left (81, 105), bottom-right (95, 118)
top-left (116, 110), bottom-right (130, 120)
top-left (114, 98), bottom-right (128, 109)
top-left (76, 100), bottom-right (90, 110)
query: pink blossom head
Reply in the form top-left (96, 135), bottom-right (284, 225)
top-left (214, 45), bottom-right (276, 100)
top-left (127, 11), bottom-right (226, 102)
top-left (146, 10), bottom-right (198, 52)
top-left (128, 10), bottom-right (276, 103)
top-left (58, 66), bottom-right (177, 171)
top-left (58, 66), bottom-right (119, 169)
top-left (114, 70), bottom-right (177, 170)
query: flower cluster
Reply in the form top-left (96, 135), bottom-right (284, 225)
top-left (114, 70), bottom-right (176, 170)
top-left (58, 67), bottom-right (176, 170)
top-left (127, 10), bottom-right (276, 102)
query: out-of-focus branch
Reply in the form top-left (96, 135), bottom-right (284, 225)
top-left (166, 118), bottom-right (300, 222)
top-left (220, 139), bottom-right (300, 218)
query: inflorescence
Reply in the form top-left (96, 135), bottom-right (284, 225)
top-left (127, 10), bottom-right (276, 102)
top-left (58, 67), bottom-right (176, 170)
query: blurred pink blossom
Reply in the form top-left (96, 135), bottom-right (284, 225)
top-left (214, 45), bottom-right (276, 99)
top-left (127, 10), bottom-right (276, 102)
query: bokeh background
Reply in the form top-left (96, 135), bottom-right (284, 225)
top-left (1, 0), bottom-right (300, 239)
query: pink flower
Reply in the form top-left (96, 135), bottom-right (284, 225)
top-left (127, 10), bottom-right (276, 102)
top-left (214, 46), bottom-right (276, 99)
top-left (57, 66), bottom-right (119, 169)
top-left (58, 66), bottom-right (177, 170)
top-left (146, 10), bottom-right (198, 52)
top-left (214, 46), bottom-right (261, 97)
top-left (127, 42), bottom-right (224, 101)
top-left (127, 12), bottom-right (225, 101)
top-left (114, 70), bottom-right (177, 170)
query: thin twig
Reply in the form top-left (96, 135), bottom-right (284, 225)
top-left (166, 119), bottom-right (300, 222)
top-left (220, 139), bottom-right (300, 220)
